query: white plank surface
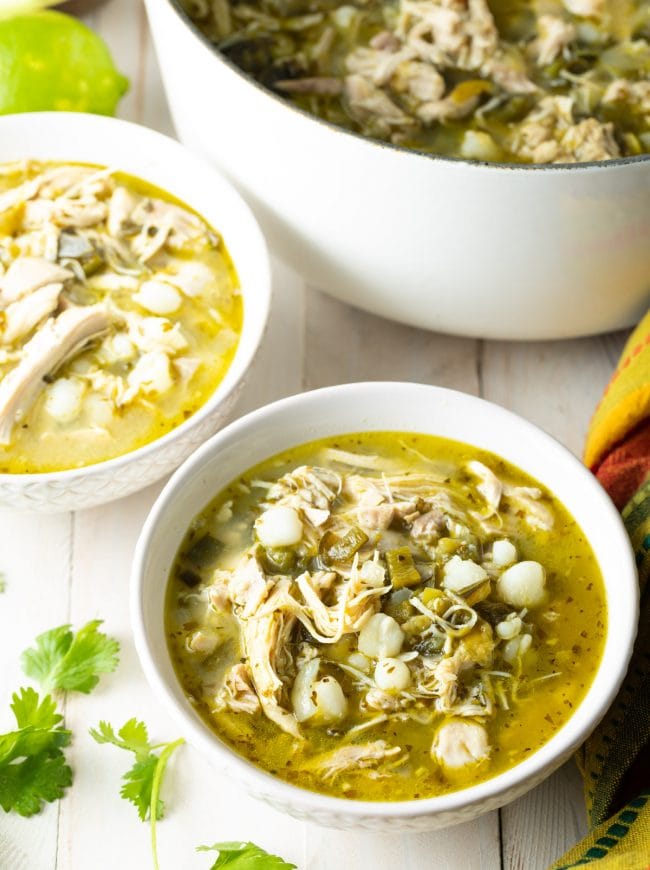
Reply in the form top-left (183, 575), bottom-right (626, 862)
top-left (0, 2), bottom-right (631, 868)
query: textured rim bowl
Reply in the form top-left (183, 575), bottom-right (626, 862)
top-left (131, 382), bottom-right (638, 832)
top-left (0, 112), bottom-right (271, 513)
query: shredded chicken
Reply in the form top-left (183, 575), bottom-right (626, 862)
top-left (1, 282), bottom-right (63, 344)
top-left (531, 15), bottom-right (576, 66)
top-left (0, 258), bottom-right (72, 306)
top-left (243, 610), bottom-right (301, 738)
top-left (467, 459), bottom-right (555, 530)
top-left (603, 79), bottom-right (650, 115)
top-left (309, 740), bottom-right (404, 782)
top-left (562, 0), bottom-right (603, 17)
top-left (431, 719), bottom-right (490, 768)
top-left (345, 74), bottom-right (414, 132)
top-left (216, 663), bottom-right (261, 715)
top-left (229, 555), bottom-right (271, 618)
top-left (430, 622), bottom-right (494, 710)
top-left (398, 0), bottom-right (499, 72)
top-left (0, 304), bottom-right (112, 444)
top-left (510, 96), bottom-right (620, 163)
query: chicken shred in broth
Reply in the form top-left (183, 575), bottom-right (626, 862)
top-left (167, 433), bottom-right (606, 801)
top-left (181, 0), bottom-right (650, 163)
top-left (0, 161), bottom-right (242, 473)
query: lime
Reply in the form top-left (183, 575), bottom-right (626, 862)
top-left (0, 11), bottom-right (129, 115)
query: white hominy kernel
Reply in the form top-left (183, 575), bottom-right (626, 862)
top-left (255, 506), bottom-right (303, 548)
top-left (503, 633), bottom-right (533, 664)
top-left (84, 393), bottom-right (114, 427)
top-left (134, 279), bottom-right (182, 315)
top-left (492, 540), bottom-right (517, 568)
top-left (496, 615), bottom-right (523, 640)
top-left (358, 613), bottom-right (405, 659)
top-left (347, 652), bottom-right (372, 673)
top-left (127, 351), bottom-right (174, 396)
top-left (291, 658), bottom-right (320, 722)
top-left (442, 555), bottom-right (488, 592)
top-left (498, 561), bottom-right (546, 608)
top-left (312, 676), bottom-right (348, 723)
top-left (43, 378), bottom-right (85, 423)
top-left (359, 560), bottom-right (386, 587)
top-left (374, 657), bottom-right (411, 691)
top-left (100, 332), bottom-right (137, 364)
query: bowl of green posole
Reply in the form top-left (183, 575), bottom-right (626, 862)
top-left (132, 382), bottom-right (637, 831)
top-left (0, 112), bottom-right (270, 511)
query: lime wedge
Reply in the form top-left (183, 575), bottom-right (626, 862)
top-left (0, 11), bottom-right (129, 115)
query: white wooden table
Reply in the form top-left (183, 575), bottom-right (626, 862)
top-left (0, 2), bottom-right (630, 868)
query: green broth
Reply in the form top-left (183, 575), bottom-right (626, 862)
top-left (166, 432), bottom-right (606, 801)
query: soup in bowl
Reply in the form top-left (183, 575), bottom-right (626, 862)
top-left (0, 113), bottom-right (271, 511)
top-left (132, 382), bottom-right (637, 831)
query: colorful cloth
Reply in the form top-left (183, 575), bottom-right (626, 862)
top-left (551, 313), bottom-right (650, 870)
top-left (585, 311), bottom-right (650, 508)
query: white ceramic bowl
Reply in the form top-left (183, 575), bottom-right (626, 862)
top-left (145, 0), bottom-right (650, 340)
top-left (132, 382), bottom-right (638, 831)
top-left (0, 112), bottom-right (271, 513)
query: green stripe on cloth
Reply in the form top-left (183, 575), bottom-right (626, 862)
top-left (552, 792), bottom-right (650, 869)
top-left (552, 481), bottom-right (650, 868)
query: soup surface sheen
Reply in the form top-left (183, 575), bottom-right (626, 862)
top-left (167, 432), bottom-right (606, 801)
top-left (182, 0), bottom-right (650, 163)
top-left (0, 161), bottom-right (242, 473)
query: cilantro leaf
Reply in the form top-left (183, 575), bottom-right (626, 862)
top-left (89, 719), bottom-right (182, 821)
top-left (11, 686), bottom-right (62, 731)
top-left (0, 750), bottom-right (72, 817)
top-left (90, 718), bottom-right (183, 870)
top-left (197, 842), bottom-right (297, 869)
top-left (120, 754), bottom-right (162, 821)
top-left (90, 719), bottom-right (160, 820)
top-left (21, 620), bottom-right (119, 694)
top-left (89, 718), bottom-right (151, 761)
top-left (0, 688), bottom-right (72, 817)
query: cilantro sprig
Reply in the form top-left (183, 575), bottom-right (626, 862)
top-left (21, 620), bottom-right (120, 694)
top-left (0, 688), bottom-right (72, 817)
top-left (90, 718), bottom-right (184, 870)
top-left (0, 620), bottom-right (119, 820)
top-left (1, 621), bottom-right (295, 870)
top-left (198, 842), bottom-right (297, 870)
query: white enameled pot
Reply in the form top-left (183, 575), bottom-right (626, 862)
top-left (0, 113), bottom-right (271, 512)
top-left (132, 382), bottom-right (638, 832)
top-left (145, 0), bottom-right (650, 340)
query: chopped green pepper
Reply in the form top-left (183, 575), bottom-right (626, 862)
top-left (184, 534), bottom-right (221, 568)
top-left (319, 527), bottom-right (368, 565)
top-left (263, 547), bottom-right (296, 574)
top-left (386, 547), bottom-right (421, 589)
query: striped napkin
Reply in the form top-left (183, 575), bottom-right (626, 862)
top-left (551, 312), bottom-right (650, 869)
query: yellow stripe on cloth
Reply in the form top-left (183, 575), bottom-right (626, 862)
top-left (550, 792), bottom-right (650, 869)
top-left (584, 312), bottom-right (650, 469)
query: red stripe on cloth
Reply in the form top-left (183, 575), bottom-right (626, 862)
top-left (592, 418), bottom-right (650, 509)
